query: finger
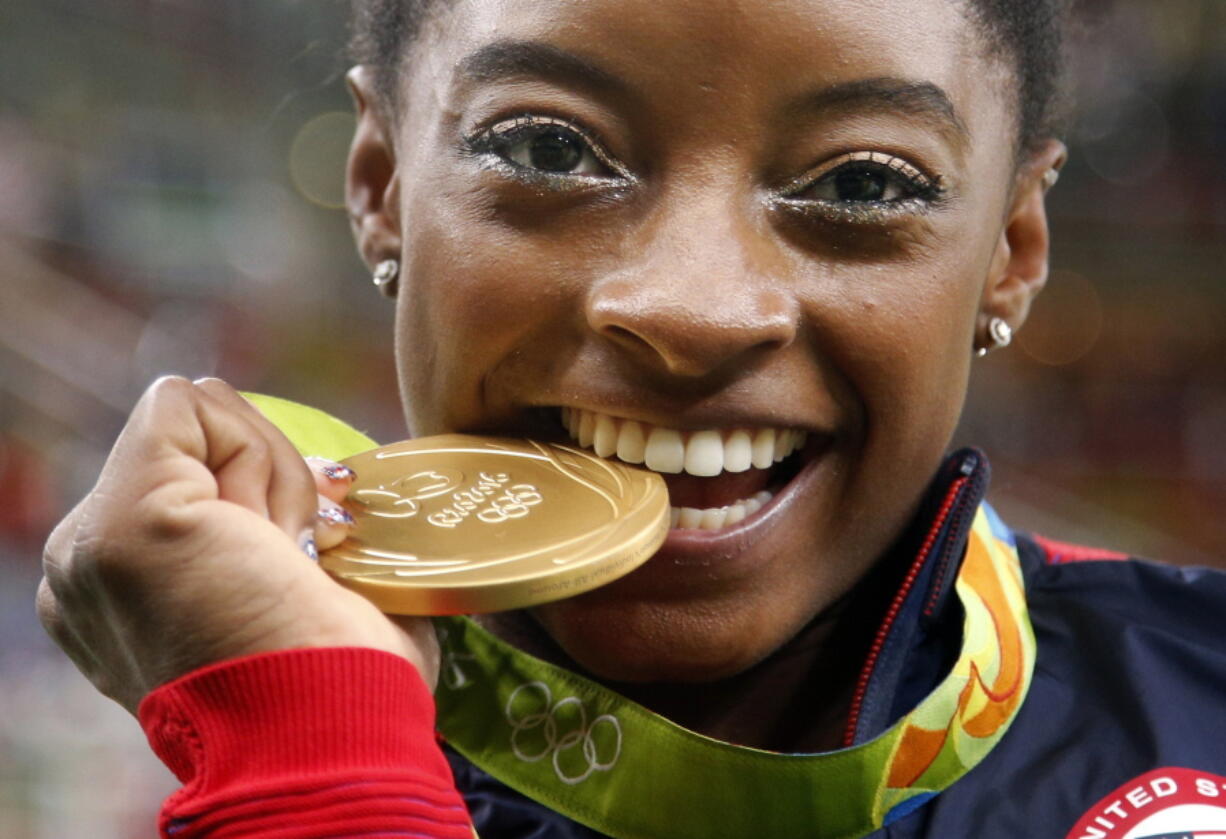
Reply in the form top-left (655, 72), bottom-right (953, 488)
top-left (193, 379), bottom-right (317, 539)
top-left (40, 496), bottom-right (88, 587)
top-left (36, 576), bottom-right (103, 680)
top-left (306, 457), bottom-right (357, 504)
top-left (117, 376), bottom-right (274, 519)
top-left (36, 575), bottom-right (72, 647)
top-left (314, 493), bottom-right (355, 551)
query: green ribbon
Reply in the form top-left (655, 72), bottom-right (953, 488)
top-left (253, 393), bottom-right (1036, 839)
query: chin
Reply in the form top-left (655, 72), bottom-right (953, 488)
top-left (530, 586), bottom-right (783, 684)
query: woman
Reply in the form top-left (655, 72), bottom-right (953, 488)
top-left (38, 0), bottom-right (1226, 836)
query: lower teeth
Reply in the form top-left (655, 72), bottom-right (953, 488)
top-left (669, 490), bottom-right (774, 531)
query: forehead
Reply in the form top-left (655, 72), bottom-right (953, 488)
top-left (411, 0), bottom-right (1008, 136)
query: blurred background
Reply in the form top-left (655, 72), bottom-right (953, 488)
top-left (1, 0), bottom-right (1223, 835)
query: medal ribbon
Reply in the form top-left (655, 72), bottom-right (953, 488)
top-left (253, 393), bottom-right (1036, 839)
top-left (435, 509), bottom-right (1033, 839)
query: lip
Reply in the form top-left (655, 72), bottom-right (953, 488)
top-left (547, 403), bottom-right (822, 435)
top-left (490, 403), bottom-right (837, 595)
top-left (652, 432), bottom-right (830, 560)
top-left (511, 399), bottom-right (836, 554)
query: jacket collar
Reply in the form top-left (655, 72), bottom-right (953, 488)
top-left (843, 448), bottom-right (991, 745)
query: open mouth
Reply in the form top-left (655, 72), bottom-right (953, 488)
top-left (560, 407), bottom-right (812, 533)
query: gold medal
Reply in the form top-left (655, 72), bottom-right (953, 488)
top-left (320, 435), bottom-right (669, 615)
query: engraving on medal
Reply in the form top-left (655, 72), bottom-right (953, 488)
top-left (425, 472), bottom-right (544, 528)
top-left (530, 442), bottom-right (621, 515)
top-left (476, 484), bottom-right (543, 523)
top-left (321, 435), bottom-right (669, 614)
top-left (354, 468), bottom-right (465, 519)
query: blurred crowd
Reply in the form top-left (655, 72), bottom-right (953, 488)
top-left (0, 1), bottom-right (1223, 836)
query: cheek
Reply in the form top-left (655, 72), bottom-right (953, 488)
top-left (815, 252), bottom-right (982, 463)
top-left (395, 194), bottom-right (584, 433)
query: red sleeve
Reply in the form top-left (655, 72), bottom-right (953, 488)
top-left (138, 647), bottom-right (474, 839)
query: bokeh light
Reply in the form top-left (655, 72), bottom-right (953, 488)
top-left (1016, 271), bottom-right (1104, 367)
top-left (1079, 90), bottom-right (1171, 186)
top-left (289, 112), bottom-right (355, 209)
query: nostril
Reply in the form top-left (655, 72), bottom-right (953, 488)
top-left (586, 278), bottom-right (799, 377)
top-left (593, 321), bottom-right (671, 374)
top-left (602, 324), bottom-right (646, 346)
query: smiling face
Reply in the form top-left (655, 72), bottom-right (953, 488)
top-left (347, 0), bottom-right (1062, 682)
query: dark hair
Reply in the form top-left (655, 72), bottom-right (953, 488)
top-left (347, 0), bottom-right (436, 109)
top-left (961, 0), bottom-right (1074, 154)
top-left (348, 0), bottom-right (1071, 155)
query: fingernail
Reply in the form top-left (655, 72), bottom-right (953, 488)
top-left (317, 506), bottom-right (356, 527)
top-left (323, 464), bottom-right (357, 481)
top-left (316, 461), bottom-right (357, 481)
top-left (298, 530), bottom-right (318, 561)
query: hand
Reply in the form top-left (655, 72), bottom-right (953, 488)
top-left (37, 377), bottom-right (439, 714)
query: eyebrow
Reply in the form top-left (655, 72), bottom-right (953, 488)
top-left (458, 43), bottom-right (967, 148)
top-left (786, 77), bottom-right (969, 147)
top-left (458, 39), bottom-right (628, 99)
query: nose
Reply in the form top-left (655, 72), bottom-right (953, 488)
top-left (585, 199), bottom-right (798, 379)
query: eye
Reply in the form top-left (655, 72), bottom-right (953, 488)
top-left (465, 115), bottom-right (623, 179)
top-left (785, 151), bottom-right (942, 207)
top-left (506, 126), bottom-right (601, 174)
top-left (818, 164), bottom-right (905, 202)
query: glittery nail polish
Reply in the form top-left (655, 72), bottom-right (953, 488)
top-left (301, 537), bottom-right (318, 561)
top-left (317, 506), bottom-right (356, 527)
top-left (321, 463), bottom-right (357, 481)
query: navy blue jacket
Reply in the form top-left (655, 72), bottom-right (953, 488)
top-left (446, 452), bottom-right (1226, 839)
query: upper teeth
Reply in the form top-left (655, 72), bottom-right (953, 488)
top-left (561, 408), bottom-right (807, 476)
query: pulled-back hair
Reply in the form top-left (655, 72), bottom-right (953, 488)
top-left (347, 0), bottom-right (1073, 155)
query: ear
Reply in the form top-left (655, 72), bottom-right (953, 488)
top-left (978, 139), bottom-right (1068, 352)
top-left (345, 66), bottom-right (402, 275)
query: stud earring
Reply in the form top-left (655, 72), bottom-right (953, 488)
top-left (976, 317), bottom-right (1013, 358)
top-left (372, 258), bottom-right (399, 297)
top-left (1042, 168), bottom-right (1060, 191)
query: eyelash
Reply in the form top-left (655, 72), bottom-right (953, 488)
top-left (777, 151), bottom-right (946, 223)
top-left (462, 115), bottom-right (631, 185)
top-left (463, 115), bottom-right (946, 221)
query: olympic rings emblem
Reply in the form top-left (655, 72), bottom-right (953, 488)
top-left (505, 681), bottom-right (622, 785)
